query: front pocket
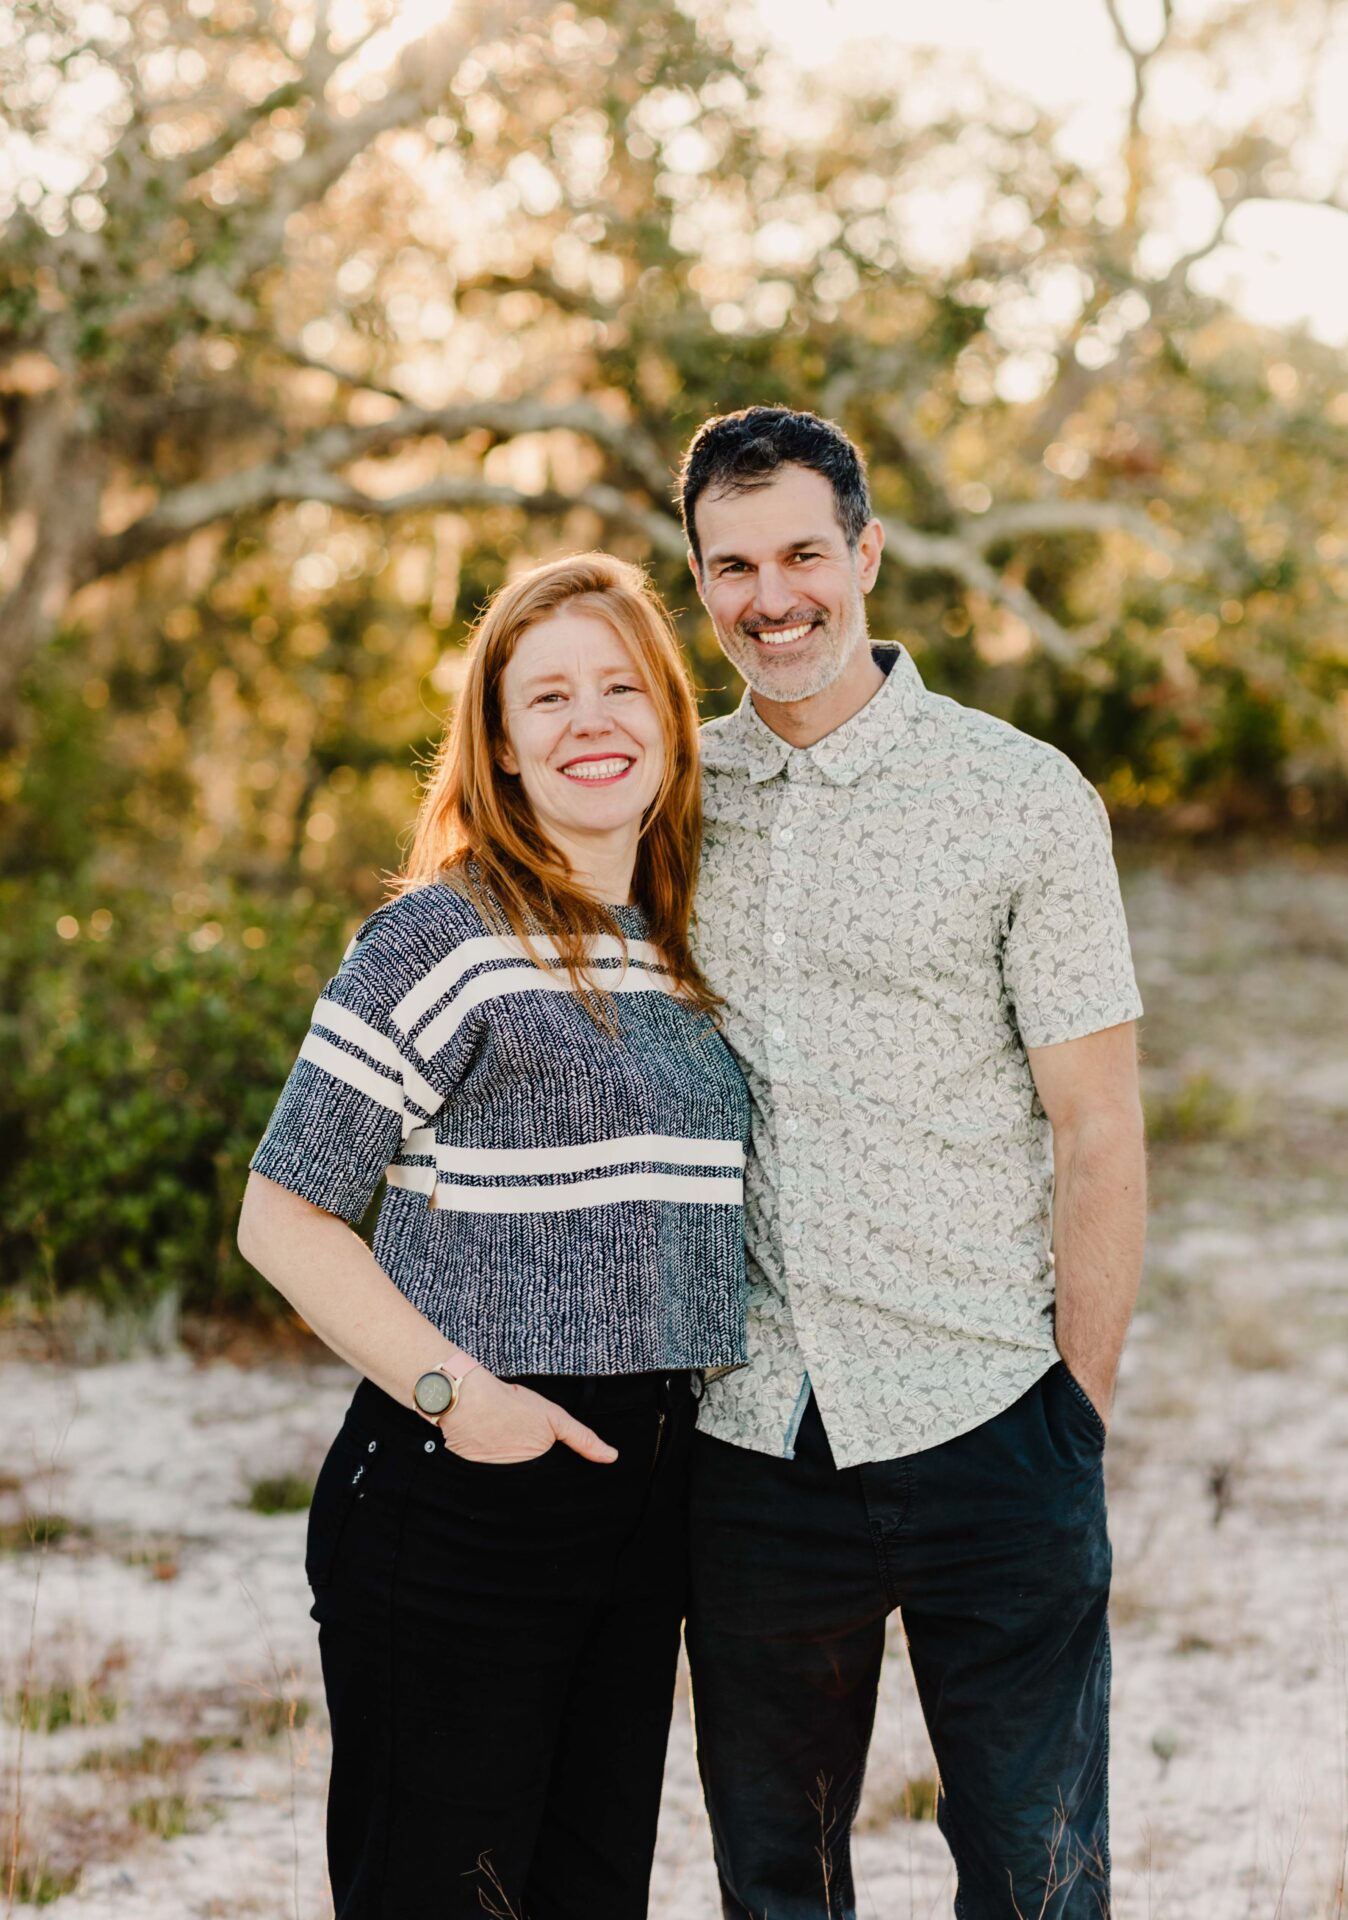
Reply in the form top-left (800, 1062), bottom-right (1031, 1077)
top-left (441, 1441), bottom-right (560, 1472)
top-left (1057, 1361), bottom-right (1108, 1448)
top-left (305, 1428), bottom-right (381, 1588)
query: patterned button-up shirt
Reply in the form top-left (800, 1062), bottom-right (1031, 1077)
top-left (692, 646), bottom-right (1143, 1468)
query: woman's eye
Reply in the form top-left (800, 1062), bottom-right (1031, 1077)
top-left (533, 692), bottom-right (565, 705)
top-left (607, 682), bottom-right (641, 695)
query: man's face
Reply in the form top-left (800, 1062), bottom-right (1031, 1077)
top-left (690, 464), bottom-right (882, 704)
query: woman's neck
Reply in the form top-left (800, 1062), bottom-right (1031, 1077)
top-left (552, 828), bottom-right (639, 908)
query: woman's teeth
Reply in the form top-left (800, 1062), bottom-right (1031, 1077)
top-left (561, 757), bottom-right (632, 781)
top-left (755, 622), bottom-right (815, 646)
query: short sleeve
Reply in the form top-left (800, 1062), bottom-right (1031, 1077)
top-left (1001, 766), bottom-right (1143, 1050)
top-left (249, 892), bottom-right (475, 1224)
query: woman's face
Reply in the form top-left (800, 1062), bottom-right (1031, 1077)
top-left (497, 608), bottom-right (667, 876)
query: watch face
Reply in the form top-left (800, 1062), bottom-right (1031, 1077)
top-left (414, 1370), bottom-right (454, 1416)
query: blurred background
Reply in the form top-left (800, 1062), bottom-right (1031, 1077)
top-left (1, 0), bottom-right (1345, 1313)
top-left (4, 8), bottom-right (1348, 1916)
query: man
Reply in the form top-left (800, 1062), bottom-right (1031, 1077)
top-left (680, 406), bottom-right (1146, 1920)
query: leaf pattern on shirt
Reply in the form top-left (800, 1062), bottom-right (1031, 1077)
top-left (691, 646), bottom-right (1143, 1469)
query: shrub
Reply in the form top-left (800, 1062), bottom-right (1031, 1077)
top-left (0, 878), bottom-right (358, 1313)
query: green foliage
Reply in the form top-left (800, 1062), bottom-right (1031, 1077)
top-left (6, 1859), bottom-right (82, 1906)
top-left (1144, 1072), bottom-right (1253, 1144)
top-left (0, 876), bottom-right (358, 1311)
top-left (4, 0), bottom-right (1348, 1314)
top-left (246, 1472), bottom-right (314, 1515)
top-left (128, 1792), bottom-right (204, 1840)
top-left (5, 1677), bottom-right (120, 1734)
top-left (0, 1512), bottom-right (86, 1551)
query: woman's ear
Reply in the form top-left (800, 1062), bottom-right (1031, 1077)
top-left (497, 740), bottom-right (519, 776)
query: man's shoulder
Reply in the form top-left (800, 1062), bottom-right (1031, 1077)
top-left (919, 688), bottom-right (1094, 799)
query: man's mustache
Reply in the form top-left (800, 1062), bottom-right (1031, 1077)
top-left (736, 613), bottom-right (826, 638)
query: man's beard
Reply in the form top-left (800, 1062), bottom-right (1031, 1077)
top-left (726, 591), bottom-right (868, 703)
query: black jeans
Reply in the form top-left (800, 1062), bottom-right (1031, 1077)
top-left (309, 1369), bottom-right (698, 1919)
top-left (687, 1363), bottom-right (1112, 1919)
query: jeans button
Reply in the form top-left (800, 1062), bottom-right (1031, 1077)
top-left (423, 1439), bottom-right (436, 1454)
top-left (367, 1440), bottom-right (378, 1453)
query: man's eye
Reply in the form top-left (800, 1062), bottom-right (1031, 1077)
top-left (790, 551), bottom-right (821, 563)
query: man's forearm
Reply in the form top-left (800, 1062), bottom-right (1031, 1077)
top-left (1050, 1107), bottom-right (1147, 1425)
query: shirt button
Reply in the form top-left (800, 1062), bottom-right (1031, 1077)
top-left (772, 1026), bottom-right (786, 1044)
top-left (783, 1115), bottom-right (798, 1131)
top-left (771, 930), bottom-right (786, 948)
top-left (779, 828), bottom-right (794, 845)
top-left (785, 1223), bottom-right (803, 1245)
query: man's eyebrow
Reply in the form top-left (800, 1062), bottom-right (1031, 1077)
top-left (705, 533), bottom-right (837, 568)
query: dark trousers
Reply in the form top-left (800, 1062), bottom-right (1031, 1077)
top-left (309, 1369), bottom-right (697, 1919)
top-left (687, 1364), bottom-right (1113, 1920)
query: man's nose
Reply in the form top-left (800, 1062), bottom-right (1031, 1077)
top-left (751, 568), bottom-right (797, 619)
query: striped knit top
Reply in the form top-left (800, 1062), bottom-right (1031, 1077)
top-left (249, 881), bottom-right (750, 1375)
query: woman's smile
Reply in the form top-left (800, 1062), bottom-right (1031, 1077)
top-left (558, 753), bottom-right (636, 783)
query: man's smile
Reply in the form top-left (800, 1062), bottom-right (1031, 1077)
top-left (745, 618), bottom-right (822, 648)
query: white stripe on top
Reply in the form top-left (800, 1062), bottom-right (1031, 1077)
top-left (413, 963), bottom-right (670, 1064)
top-left (299, 1031), bottom-right (405, 1121)
top-left (400, 1133), bottom-right (745, 1178)
top-left (312, 1000), bottom-right (444, 1119)
top-left (425, 1169), bottom-right (744, 1214)
top-left (392, 933), bottom-right (669, 1033)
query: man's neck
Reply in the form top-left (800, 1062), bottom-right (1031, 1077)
top-left (749, 645), bottom-right (885, 750)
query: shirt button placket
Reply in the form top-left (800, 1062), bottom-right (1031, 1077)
top-left (766, 793), bottom-right (801, 1278)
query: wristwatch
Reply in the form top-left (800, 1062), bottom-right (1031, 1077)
top-left (412, 1359), bottom-right (480, 1425)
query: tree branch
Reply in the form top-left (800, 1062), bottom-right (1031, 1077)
top-left (298, 396), bottom-right (675, 499)
top-left (454, 267), bottom-right (611, 323)
top-left (880, 515), bottom-right (1086, 665)
top-left (1102, 0), bottom-right (1173, 142)
top-left (83, 410), bottom-right (683, 583)
top-left (106, 0), bottom-right (524, 341)
top-left (973, 498), bottom-right (1175, 552)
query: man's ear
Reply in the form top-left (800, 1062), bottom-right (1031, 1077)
top-left (856, 517), bottom-right (885, 595)
top-left (688, 548), bottom-right (708, 607)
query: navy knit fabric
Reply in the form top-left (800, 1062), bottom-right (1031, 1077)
top-left (250, 882), bottom-right (750, 1375)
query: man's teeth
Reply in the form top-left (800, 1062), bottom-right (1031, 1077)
top-left (754, 622), bottom-right (815, 646)
top-left (561, 757), bottom-right (632, 781)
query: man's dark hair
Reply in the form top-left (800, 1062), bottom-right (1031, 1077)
top-left (677, 406), bottom-right (873, 571)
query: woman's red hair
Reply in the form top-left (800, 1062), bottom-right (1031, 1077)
top-left (398, 551), bottom-right (717, 1016)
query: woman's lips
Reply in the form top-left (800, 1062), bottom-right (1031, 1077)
top-left (558, 755), bottom-right (635, 784)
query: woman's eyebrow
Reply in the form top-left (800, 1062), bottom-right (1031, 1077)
top-left (513, 662), bottom-right (645, 692)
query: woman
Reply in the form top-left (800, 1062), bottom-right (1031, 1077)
top-left (237, 552), bottom-right (748, 1919)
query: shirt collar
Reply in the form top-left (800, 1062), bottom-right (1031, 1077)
top-left (728, 644), bottom-right (926, 787)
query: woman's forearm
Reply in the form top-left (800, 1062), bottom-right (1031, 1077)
top-left (237, 1170), bottom-right (478, 1406)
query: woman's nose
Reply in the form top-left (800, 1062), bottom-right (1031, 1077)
top-left (568, 687), bottom-right (612, 733)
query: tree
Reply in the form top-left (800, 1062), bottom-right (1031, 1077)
top-left (2, 0), bottom-right (1346, 821)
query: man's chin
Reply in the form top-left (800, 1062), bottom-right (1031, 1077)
top-left (738, 651), bottom-right (839, 704)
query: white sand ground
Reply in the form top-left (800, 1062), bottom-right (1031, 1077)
top-left (3, 853), bottom-right (1347, 1918)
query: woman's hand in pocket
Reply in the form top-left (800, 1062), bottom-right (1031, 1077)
top-left (438, 1370), bottom-right (618, 1464)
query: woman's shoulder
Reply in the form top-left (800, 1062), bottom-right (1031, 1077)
top-left (343, 879), bottom-right (493, 978)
